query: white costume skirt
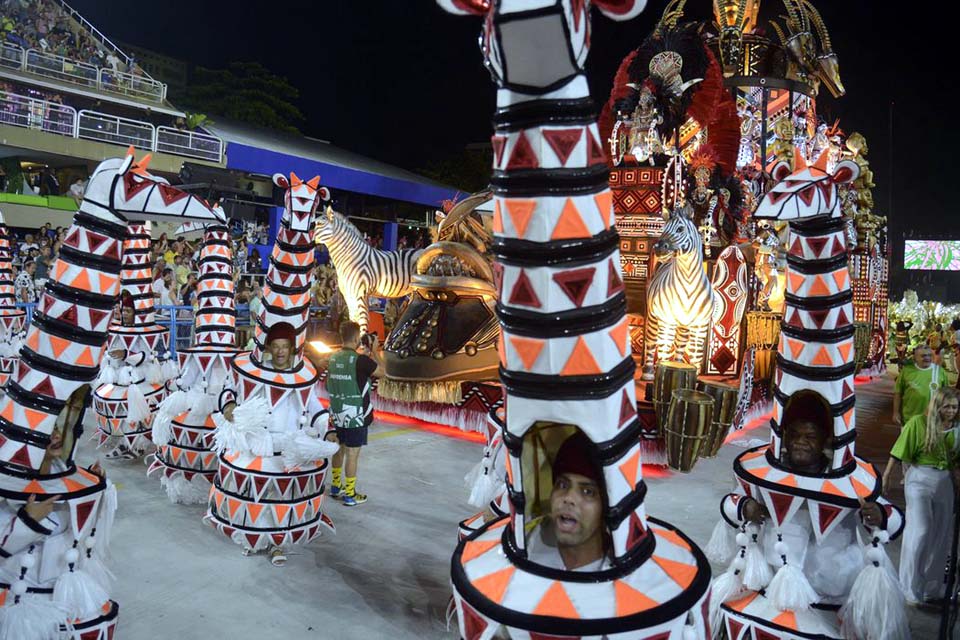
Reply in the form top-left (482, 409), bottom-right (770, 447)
top-left (900, 465), bottom-right (954, 602)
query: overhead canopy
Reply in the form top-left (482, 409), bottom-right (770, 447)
top-left (208, 121), bottom-right (459, 208)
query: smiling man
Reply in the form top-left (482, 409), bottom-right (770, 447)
top-left (526, 431), bottom-right (610, 572)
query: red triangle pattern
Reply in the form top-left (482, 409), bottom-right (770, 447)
top-left (530, 632), bottom-right (584, 640)
top-left (842, 379), bottom-right (854, 399)
top-left (506, 132), bottom-right (539, 170)
top-left (726, 618), bottom-right (745, 640)
top-left (842, 446), bottom-right (854, 466)
top-left (626, 512), bottom-right (647, 550)
top-left (491, 134), bottom-right (507, 167)
top-left (542, 128), bottom-right (583, 166)
top-left (552, 267), bottom-right (595, 308)
top-left (74, 500), bottom-right (96, 532)
top-left (460, 601), bottom-right (488, 640)
top-left (755, 629), bottom-right (780, 640)
top-left (836, 306), bottom-right (851, 326)
top-left (508, 270), bottom-right (541, 308)
top-left (158, 183), bottom-right (189, 206)
top-left (806, 236), bottom-right (827, 257)
top-left (768, 491), bottom-right (796, 524)
top-left (808, 309), bottom-right (829, 329)
top-left (818, 503), bottom-right (843, 533)
top-left (831, 235), bottom-right (846, 255)
top-left (587, 131), bottom-right (606, 165)
top-left (607, 259), bottom-right (624, 296)
top-left (9, 445), bottom-right (32, 467)
top-left (619, 389), bottom-right (637, 427)
top-left (88, 307), bottom-right (110, 329)
top-left (31, 376), bottom-right (56, 398)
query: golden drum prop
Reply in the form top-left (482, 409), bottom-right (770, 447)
top-left (664, 389), bottom-right (714, 473)
top-left (696, 380), bottom-right (739, 458)
top-left (653, 361), bottom-right (698, 429)
top-left (853, 321), bottom-right (871, 374)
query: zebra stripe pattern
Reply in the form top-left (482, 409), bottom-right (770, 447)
top-left (316, 209), bottom-right (420, 332)
top-left (642, 206), bottom-right (716, 376)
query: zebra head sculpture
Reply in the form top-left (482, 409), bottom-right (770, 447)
top-left (85, 147), bottom-right (225, 227)
top-left (653, 203), bottom-right (702, 261)
top-left (273, 172), bottom-right (329, 233)
top-left (755, 149), bottom-right (859, 222)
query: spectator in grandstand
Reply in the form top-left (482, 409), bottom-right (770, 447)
top-left (174, 254), bottom-right (190, 289)
top-left (68, 177), bottom-right (85, 204)
top-left (153, 267), bottom-right (174, 306)
top-left (19, 233), bottom-right (38, 254)
top-left (38, 167), bottom-right (58, 197)
top-left (15, 259), bottom-right (36, 303)
top-left (245, 248), bottom-right (263, 273)
top-left (34, 245), bottom-right (52, 282)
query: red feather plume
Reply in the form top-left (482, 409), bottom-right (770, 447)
top-left (598, 49), bottom-right (640, 166)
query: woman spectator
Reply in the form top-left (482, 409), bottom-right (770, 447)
top-left (883, 387), bottom-right (960, 605)
top-left (245, 248), bottom-right (262, 273)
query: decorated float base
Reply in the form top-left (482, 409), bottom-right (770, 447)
top-left (721, 592), bottom-right (842, 640)
top-left (146, 411), bottom-right (218, 504)
top-left (94, 381), bottom-right (169, 455)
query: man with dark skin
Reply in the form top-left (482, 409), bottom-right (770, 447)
top-left (741, 418), bottom-right (883, 526)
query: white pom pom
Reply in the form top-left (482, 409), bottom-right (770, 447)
top-left (298, 415), bottom-right (307, 426)
top-left (63, 548), bottom-right (79, 564)
top-left (176, 376), bottom-right (184, 387)
top-left (732, 555), bottom-right (745, 571)
top-left (20, 554), bottom-right (36, 569)
top-left (735, 532), bottom-right (748, 546)
top-left (774, 541), bottom-right (789, 557)
top-left (682, 625), bottom-right (697, 640)
top-left (876, 530), bottom-right (890, 544)
top-left (84, 537), bottom-right (96, 550)
top-left (11, 580), bottom-right (27, 596)
top-left (866, 546), bottom-right (885, 564)
top-left (766, 562), bottom-right (818, 612)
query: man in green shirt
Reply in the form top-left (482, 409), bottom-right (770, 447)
top-left (327, 321), bottom-right (382, 506)
top-left (893, 345), bottom-right (947, 426)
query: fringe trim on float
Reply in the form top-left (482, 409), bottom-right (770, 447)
top-left (370, 394), bottom-right (487, 432)
top-left (375, 378), bottom-right (464, 405)
top-left (161, 474), bottom-right (211, 505)
top-left (639, 438), bottom-right (667, 466)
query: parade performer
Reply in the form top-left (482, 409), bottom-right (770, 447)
top-left (0, 150), bottom-right (222, 639)
top-left (0, 210), bottom-right (25, 389)
top-left (893, 344), bottom-right (946, 427)
top-left (94, 221), bottom-right (177, 460)
top-left (706, 151), bottom-right (907, 640)
top-left (883, 386), bottom-right (960, 605)
top-left (438, 2), bottom-right (713, 638)
top-left (206, 173), bottom-right (337, 567)
top-left (327, 321), bottom-right (382, 506)
top-left (148, 223), bottom-right (239, 504)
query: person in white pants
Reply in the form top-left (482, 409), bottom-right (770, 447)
top-left (884, 386), bottom-right (960, 604)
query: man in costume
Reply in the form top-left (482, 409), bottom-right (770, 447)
top-left (327, 321), bottom-right (382, 506)
top-left (893, 344), bottom-right (947, 426)
top-left (207, 173), bottom-right (338, 568)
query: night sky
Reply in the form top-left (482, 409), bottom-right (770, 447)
top-left (69, 0), bottom-right (956, 237)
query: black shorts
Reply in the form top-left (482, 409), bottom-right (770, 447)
top-left (336, 426), bottom-right (368, 448)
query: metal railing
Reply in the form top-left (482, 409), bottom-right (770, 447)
top-left (14, 303), bottom-right (333, 358)
top-left (77, 109), bottom-right (155, 151)
top-left (0, 90), bottom-right (77, 136)
top-left (156, 126), bottom-right (223, 163)
top-left (24, 49), bottom-right (98, 89)
top-left (98, 68), bottom-right (165, 102)
top-left (0, 44), bottom-right (167, 104)
top-left (55, 0), bottom-right (136, 70)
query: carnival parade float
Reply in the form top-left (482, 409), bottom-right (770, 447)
top-left (205, 173), bottom-right (338, 562)
top-left (148, 223), bottom-right (240, 504)
top-left (0, 150), bottom-right (223, 638)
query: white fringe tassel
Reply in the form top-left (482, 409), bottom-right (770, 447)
top-left (53, 568), bottom-right (110, 619)
top-left (125, 383), bottom-right (151, 424)
top-left (158, 389), bottom-right (190, 420)
top-left (117, 366), bottom-right (133, 387)
top-left (280, 432), bottom-right (339, 470)
top-left (160, 474), bottom-right (211, 505)
top-left (161, 357), bottom-right (179, 381)
top-left (705, 520), bottom-right (737, 564)
top-left (709, 567), bottom-right (746, 638)
top-left (80, 552), bottom-right (115, 593)
top-left (767, 562), bottom-right (818, 612)
top-left (213, 397), bottom-right (271, 455)
top-left (840, 545), bottom-right (910, 640)
top-left (94, 482), bottom-right (118, 559)
top-left (741, 527), bottom-right (772, 591)
top-left (0, 596), bottom-right (70, 640)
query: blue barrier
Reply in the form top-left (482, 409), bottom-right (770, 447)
top-left (14, 303), bottom-right (334, 359)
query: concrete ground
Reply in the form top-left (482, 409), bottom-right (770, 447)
top-left (75, 374), bottom-right (944, 639)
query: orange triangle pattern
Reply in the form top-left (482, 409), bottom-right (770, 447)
top-left (551, 199), bottom-right (590, 240)
top-left (462, 538), bottom-right (500, 564)
top-left (772, 610), bottom-right (798, 630)
top-left (533, 581), bottom-right (580, 619)
top-left (832, 268), bottom-right (849, 290)
top-left (614, 580), bottom-right (658, 616)
top-left (653, 527), bottom-right (692, 552)
top-left (594, 191), bottom-right (613, 229)
top-left (492, 200), bottom-right (503, 234)
top-left (474, 566), bottom-right (516, 604)
top-left (608, 319), bottom-right (629, 357)
top-left (787, 271), bottom-right (805, 294)
top-left (812, 346), bottom-right (833, 366)
top-left (808, 275), bottom-right (831, 297)
top-left (273, 504), bottom-right (291, 525)
top-left (786, 337), bottom-right (805, 360)
top-left (821, 480), bottom-right (846, 496)
top-left (505, 199), bottom-right (537, 239)
top-left (49, 335), bottom-right (70, 359)
top-left (23, 408), bottom-right (47, 430)
top-left (246, 503), bottom-right (264, 523)
top-left (837, 340), bottom-right (853, 363)
top-left (843, 407), bottom-right (854, 427)
top-left (560, 337), bottom-right (602, 376)
top-left (509, 335), bottom-right (545, 371)
top-left (77, 346), bottom-right (95, 367)
top-left (652, 555), bottom-right (697, 589)
top-left (71, 269), bottom-right (91, 292)
top-left (618, 450), bottom-right (640, 488)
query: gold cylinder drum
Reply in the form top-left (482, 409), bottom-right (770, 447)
top-left (664, 389), bottom-right (714, 473)
top-left (746, 311), bottom-right (782, 381)
top-left (853, 321), bottom-right (871, 374)
top-left (696, 380), bottom-right (740, 458)
top-left (653, 361), bottom-right (698, 430)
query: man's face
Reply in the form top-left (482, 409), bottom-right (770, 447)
top-left (269, 338), bottom-right (294, 369)
top-left (25, 234), bottom-right (33, 243)
top-left (121, 305), bottom-right (135, 326)
top-left (915, 347), bottom-right (933, 368)
top-left (163, 271), bottom-right (173, 284)
top-left (783, 420), bottom-right (827, 470)
top-left (26, 263), bottom-right (35, 275)
top-left (549, 472), bottom-right (604, 550)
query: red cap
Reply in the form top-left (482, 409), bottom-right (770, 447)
top-left (553, 431), bottom-right (603, 486)
top-left (267, 322), bottom-right (297, 344)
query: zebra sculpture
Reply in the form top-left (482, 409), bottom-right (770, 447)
top-left (641, 202), bottom-right (716, 379)
top-left (315, 208), bottom-right (421, 332)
